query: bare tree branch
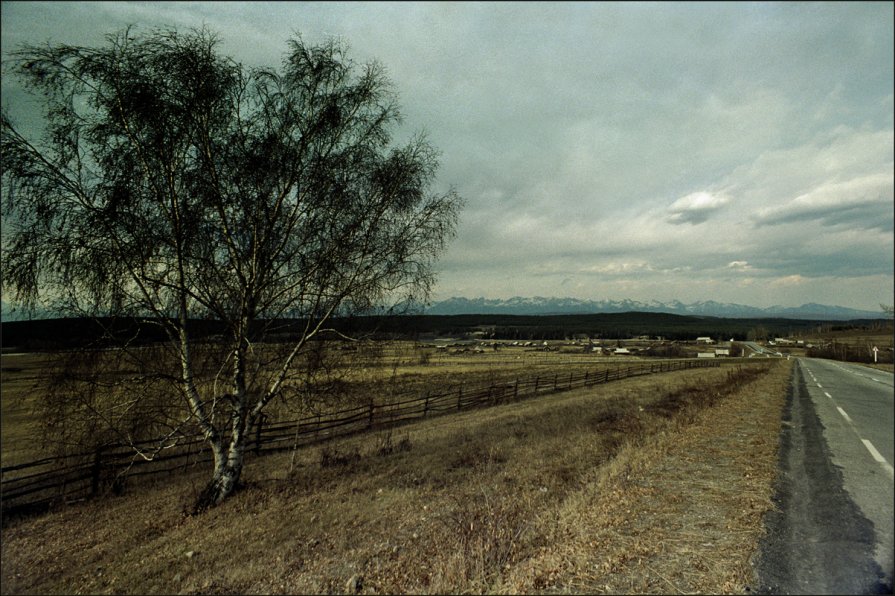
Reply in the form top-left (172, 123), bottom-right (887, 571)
top-left (2, 26), bottom-right (462, 510)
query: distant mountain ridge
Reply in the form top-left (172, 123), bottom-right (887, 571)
top-left (424, 296), bottom-right (886, 320)
top-left (2, 297), bottom-right (886, 323)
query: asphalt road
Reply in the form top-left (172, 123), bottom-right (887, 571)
top-left (743, 341), bottom-right (784, 358)
top-left (754, 358), bottom-right (894, 594)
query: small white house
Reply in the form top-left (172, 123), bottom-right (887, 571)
top-left (614, 347), bottom-right (631, 355)
top-left (714, 348), bottom-right (730, 356)
top-left (697, 352), bottom-right (716, 358)
top-left (696, 337), bottom-right (713, 344)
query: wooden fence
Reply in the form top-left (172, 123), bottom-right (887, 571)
top-left (1, 359), bottom-right (718, 518)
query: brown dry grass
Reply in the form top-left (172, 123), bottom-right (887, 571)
top-left (504, 361), bottom-right (790, 594)
top-left (796, 324), bottom-right (893, 346)
top-left (0, 353), bottom-right (56, 466)
top-left (1, 359), bottom-right (788, 595)
top-left (0, 345), bottom-right (712, 465)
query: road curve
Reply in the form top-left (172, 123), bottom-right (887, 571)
top-left (743, 341), bottom-right (784, 358)
top-left (754, 358), bottom-right (893, 594)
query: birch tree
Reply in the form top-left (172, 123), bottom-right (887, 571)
top-left (1, 27), bottom-right (461, 508)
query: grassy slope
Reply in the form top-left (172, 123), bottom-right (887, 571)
top-left (508, 362), bottom-right (790, 594)
top-left (0, 353), bottom-right (55, 466)
top-left (1, 360), bottom-right (789, 595)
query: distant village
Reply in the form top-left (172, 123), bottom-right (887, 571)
top-left (420, 329), bottom-right (817, 359)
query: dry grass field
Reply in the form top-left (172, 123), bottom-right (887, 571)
top-left (1, 342), bottom-right (790, 595)
top-left (0, 342), bottom-right (725, 466)
top-left (0, 352), bottom-right (57, 466)
top-left (793, 322), bottom-right (894, 370)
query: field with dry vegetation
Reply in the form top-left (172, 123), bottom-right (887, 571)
top-left (1, 341), bottom-right (791, 595)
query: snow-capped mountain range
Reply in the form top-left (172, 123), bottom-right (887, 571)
top-left (423, 297), bottom-right (887, 320)
top-left (2, 298), bottom-right (886, 322)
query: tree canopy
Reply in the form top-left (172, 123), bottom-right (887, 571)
top-left (1, 26), bottom-right (462, 507)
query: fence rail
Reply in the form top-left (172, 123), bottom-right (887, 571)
top-left (1, 359), bottom-right (719, 517)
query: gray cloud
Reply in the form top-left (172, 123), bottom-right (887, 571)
top-left (1, 1), bottom-right (892, 310)
top-left (666, 192), bottom-right (731, 225)
top-left (751, 172), bottom-right (894, 230)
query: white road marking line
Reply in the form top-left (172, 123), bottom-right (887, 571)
top-left (862, 439), bottom-right (895, 480)
top-left (836, 406), bottom-right (853, 424)
top-left (863, 439), bottom-right (888, 463)
top-left (826, 362), bottom-right (894, 386)
top-left (816, 383), bottom-right (823, 388)
top-left (804, 360), bottom-right (895, 480)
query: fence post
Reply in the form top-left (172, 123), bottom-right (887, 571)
top-left (534, 376), bottom-right (539, 394)
top-left (457, 387), bottom-right (463, 410)
top-left (514, 379), bottom-right (519, 399)
top-left (91, 446), bottom-right (104, 496)
top-left (585, 371), bottom-right (589, 386)
top-left (568, 372), bottom-right (573, 389)
top-left (423, 393), bottom-right (429, 417)
top-left (254, 413), bottom-right (266, 455)
top-left (368, 401), bottom-right (375, 429)
top-left (553, 373), bottom-right (558, 390)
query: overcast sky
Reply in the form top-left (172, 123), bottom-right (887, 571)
top-left (2, 1), bottom-right (893, 311)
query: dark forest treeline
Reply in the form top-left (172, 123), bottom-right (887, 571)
top-left (1, 313), bottom-right (886, 351)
